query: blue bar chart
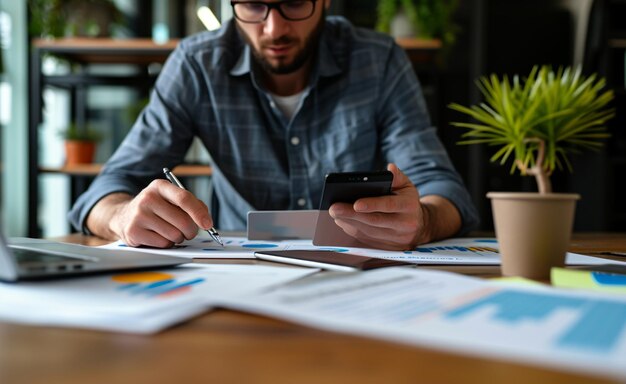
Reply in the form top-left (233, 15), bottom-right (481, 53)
top-left (445, 290), bottom-right (626, 354)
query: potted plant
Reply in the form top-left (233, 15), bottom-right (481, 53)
top-left (28, 0), bottom-right (123, 38)
top-left (448, 65), bottom-right (615, 279)
top-left (376, 0), bottom-right (459, 48)
top-left (59, 123), bottom-right (103, 166)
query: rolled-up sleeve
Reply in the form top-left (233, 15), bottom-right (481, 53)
top-left (377, 43), bottom-right (480, 235)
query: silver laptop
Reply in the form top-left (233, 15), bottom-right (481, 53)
top-left (0, 233), bottom-right (184, 282)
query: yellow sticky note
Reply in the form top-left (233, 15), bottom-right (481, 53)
top-left (551, 268), bottom-right (626, 294)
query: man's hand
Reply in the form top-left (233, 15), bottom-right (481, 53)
top-left (328, 163), bottom-right (461, 251)
top-left (86, 180), bottom-right (214, 248)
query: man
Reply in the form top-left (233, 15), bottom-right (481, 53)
top-left (69, 0), bottom-right (479, 251)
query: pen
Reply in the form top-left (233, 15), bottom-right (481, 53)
top-left (163, 167), bottom-right (224, 247)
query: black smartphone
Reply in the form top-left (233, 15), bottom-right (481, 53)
top-left (318, 171), bottom-right (394, 210)
top-left (314, 171), bottom-right (393, 247)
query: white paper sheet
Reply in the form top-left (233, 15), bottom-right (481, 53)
top-left (219, 267), bottom-right (626, 380)
top-left (0, 264), bottom-right (317, 334)
top-left (366, 238), bottom-right (626, 266)
top-left (100, 236), bottom-right (626, 267)
top-left (98, 236), bottom-right (313, 259)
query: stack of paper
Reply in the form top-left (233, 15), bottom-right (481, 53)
top-left (219, 267), bottom-right (626, 380)
top-left (100, 236), bottom-right (626, 267)
top-left (0, 264), bottom-right (316, 334)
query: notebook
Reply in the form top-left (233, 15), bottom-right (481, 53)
top-left (0, 231), bottom-right (184, 282)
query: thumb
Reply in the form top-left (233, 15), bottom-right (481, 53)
top-left (387, 163), bottom-right (411, 190)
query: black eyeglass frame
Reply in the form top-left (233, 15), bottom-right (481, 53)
top-left (230, 0), bottom-right (318, 23)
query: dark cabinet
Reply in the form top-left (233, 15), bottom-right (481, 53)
top-left (579, 0), bottom-right (626, 231)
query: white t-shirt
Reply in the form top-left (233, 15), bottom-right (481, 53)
top-left (269, 90), bottom-right (305, 120)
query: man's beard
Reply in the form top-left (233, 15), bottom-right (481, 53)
top-left (242, 12), bottom-right (325, 75)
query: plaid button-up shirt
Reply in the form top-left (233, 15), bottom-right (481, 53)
top-left (70, 16), bottom-right (479, 234)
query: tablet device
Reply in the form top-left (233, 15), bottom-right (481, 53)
top-left (254, 250), bottom-right (410, 272)
top-left (313, 171), bottom-right (393, 247)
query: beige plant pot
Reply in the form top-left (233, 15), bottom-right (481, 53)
top-left (487, 192), bottom-right (580, 280)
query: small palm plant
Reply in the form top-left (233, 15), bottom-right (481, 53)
top-left (448, 65), bottom-right (615, 194)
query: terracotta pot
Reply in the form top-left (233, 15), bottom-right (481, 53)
top-left (487, 192), bottom-right (580, 280)
top-left (64, 140), bottom-right (96, 165)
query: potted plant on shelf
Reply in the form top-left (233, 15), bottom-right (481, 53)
top-left (448, 65), bottom-right (615, 279)
top-left (28, 0), bottom-right (123, 38)
top-left (59, 123), bottom-right (103, 166)
top-left (375, 0), bottom-right (460, 48)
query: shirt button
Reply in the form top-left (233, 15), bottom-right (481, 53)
top-left (270, 101), bottom-right (276, 108)
top-left (291, 136), bottom-right (300, 146)
top-left (297, 198), bottom-right (306, 207)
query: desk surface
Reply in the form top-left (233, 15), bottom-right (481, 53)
top-left (2, 233), bottom-right (625, 384)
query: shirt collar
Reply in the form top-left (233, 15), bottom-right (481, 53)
top-left (230, 44), bottom-right (251, 76)
top-left (317, 33), bottom-right (342, 78)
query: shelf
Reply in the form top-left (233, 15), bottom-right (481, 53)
top-left (40, 164), bottom-right (212, 177)
top-left (395, 38), bottom-right (442, 50)
top-left (43, 74), bottom-right (160, 87)
top-left (34, 37), bottom-right (441, 64)
top-left (28, 38), bottom-right (189, 237)
top-left (32, 38), bottom-right (179, 65)
top-left (609, 39), bottom-right (626, 48)
top-left (395, 38), bottom-right (442, 67)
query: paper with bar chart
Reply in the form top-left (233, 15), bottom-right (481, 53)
top-left (0, 264), bottom-right (317, 333)
top-left (99, 236), bottom-right (313, 259)
top-left (221, 267), bottom-right (626, 379)
top-left (100, 236), bottom-right (626, 267)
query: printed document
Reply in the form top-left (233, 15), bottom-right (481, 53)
top-left (101, 236), bottom-right (626, 268)
top-left (220, 267), bottom-right (626, 379)
top-left (0, 264), bottom-right (316, 334)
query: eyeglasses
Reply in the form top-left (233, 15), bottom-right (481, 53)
top-left (231, 0), bottom-right (317, 23)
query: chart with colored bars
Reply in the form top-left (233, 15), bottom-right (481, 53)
top-left (102, 237), bottom-right (618, 267)
top-left (372, 238), bottom-right (502, 264)
top-left (113, 271), bottom-right (205, 298)
top-left (104, 236), bottom-right (349, 259)
top-left (445, 289), bottom-right (626, 354)
top-left (414, 244), bottom-right (498, 254)
top-left (227, 268), bottom-right (626, 378)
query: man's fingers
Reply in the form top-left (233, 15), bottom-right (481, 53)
top-left (153, 179), bottom-right (214, 230)
top-left (120, 218), bottom-right (176, 248)
top-left (387, 163), bottom-right (411, 190)
top-left (353, 194), bottom-right (419, 215)
top-left (335, 214), bottom-right (417, 241)
top-left (333, 210), bottom-right (395, 230)
top-left (150, 199), bottom-right (201, 240)
top-left (333, 218), bottom-right (412, 251)
top-left (129, 230), bottom-right (175, 249)
top-left (353, 195), bottom-right (397, 213)
top-left (119, 205), bottom-right (184, 246)
top-left (117, 180), bottom-right (215, 248)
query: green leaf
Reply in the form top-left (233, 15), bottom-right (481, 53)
top-left (447, 65), bottom-right (616, 180)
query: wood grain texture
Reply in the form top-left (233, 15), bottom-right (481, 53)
top-left (2, 233), bottom-right (623, 384)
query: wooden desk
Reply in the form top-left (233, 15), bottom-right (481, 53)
top-left (2, 233), bottom-right (624, 384)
